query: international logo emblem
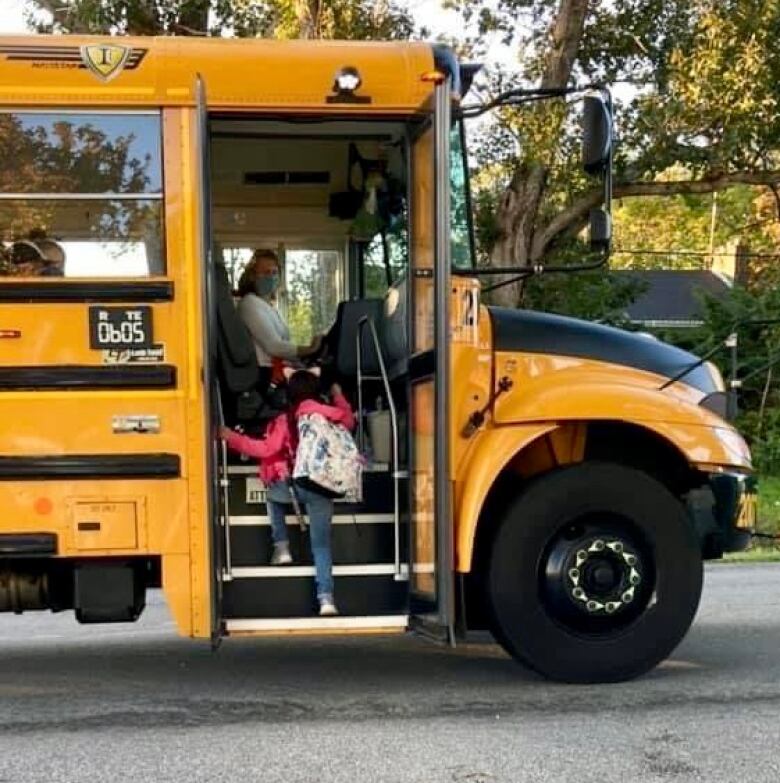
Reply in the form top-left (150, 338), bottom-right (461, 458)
top-left (80, 44), bottom-right (131, 82)
top-left (0, 44), bottom-right (147, 77)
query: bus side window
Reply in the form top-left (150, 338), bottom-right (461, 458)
top-left (0, 111), bottom-right (165, 279)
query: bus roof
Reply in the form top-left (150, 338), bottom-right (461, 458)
top-left (0, 36), bottom-right (438, 112)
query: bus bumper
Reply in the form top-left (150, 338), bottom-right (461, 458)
top-left (688, 472), bottom-right (757, 557)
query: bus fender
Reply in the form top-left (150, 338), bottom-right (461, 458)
top-left (455, 423), bottom-right (556, 573)
top-left (456, 388), bottom-right (752, 573)
top-left (495, 381), bottom-right (752, 471)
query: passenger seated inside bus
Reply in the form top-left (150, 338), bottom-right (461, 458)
top-left (2, 237), bottom-right (66, 277)
top-left (36, 238), bottom-right (66, 277)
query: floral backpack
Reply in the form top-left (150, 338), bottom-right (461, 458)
top-left (292, 412), bottom-right (363, 502)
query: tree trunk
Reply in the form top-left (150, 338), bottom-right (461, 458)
top-left (487, 0), bottom-right (590, 307)
top-left (177, 1), bottom-right (210, 35)
top-left (295, 0), bottom-right (321, 38)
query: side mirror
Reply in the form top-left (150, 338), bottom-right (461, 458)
top-left (582, 94), bottom-right (612, 177)
top-left (589, 208), bottom-right (612, 253)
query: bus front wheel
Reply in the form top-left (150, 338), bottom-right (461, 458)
top-left (485, 462), bottom-right (703, 683)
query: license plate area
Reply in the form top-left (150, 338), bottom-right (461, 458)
top-left (89, 306), bottom-right (153, 350)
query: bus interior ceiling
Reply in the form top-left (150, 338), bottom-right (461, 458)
top-left (209, 117), bottom-right (412, 628)
top-left (209, 117), bottom-right (409, 301)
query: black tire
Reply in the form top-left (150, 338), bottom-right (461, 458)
top-left (486, 461), bottom-right (703, 683)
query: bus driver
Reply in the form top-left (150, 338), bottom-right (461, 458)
top-left (236, 249), bottom-right (323, 391)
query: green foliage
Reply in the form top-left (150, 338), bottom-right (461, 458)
top-left (26, 0), bottom-right (415, 39)
top-left (656, 282), bottom-right (780, 475)
top-left (522, 266), bottom-right (646, 324)
top-left (755, 474), bottom-right (780, 537)
top-left (284, 251), bottom-right (341, 344)
top-left (455, 0), bottom-right (780, 277)
top-left (612, 184), bottom-right (767, 270)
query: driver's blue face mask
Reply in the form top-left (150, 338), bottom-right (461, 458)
top-left (255, 274), bottom-right (279, 298)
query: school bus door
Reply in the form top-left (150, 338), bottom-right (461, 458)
top-left (194, 76), bottom-right (225, 646)
top-left (408, 77), bottom-right (455, 642)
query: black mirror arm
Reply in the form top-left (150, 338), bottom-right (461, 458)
top-left (462, 376), bottom-right (514, 438)
top-left (458, 83), bottom-right (609, 120)
top-left (455, 254), bottom-right (609, 293)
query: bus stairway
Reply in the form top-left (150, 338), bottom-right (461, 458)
top-left (220, 463), bottom-right (409, 631)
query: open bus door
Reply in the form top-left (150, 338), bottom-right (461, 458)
top-left (195, 76), bottom-right (226, 648)
top-left (407, 76), bottom-right (455, 643)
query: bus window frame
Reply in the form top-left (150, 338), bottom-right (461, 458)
top-left (450, 117), bottom-right (476, 271)
top-left (0, 108), bottom-right (167, 280)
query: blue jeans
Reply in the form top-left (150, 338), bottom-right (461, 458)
top-left (266, 480), bottom-right (334, 598)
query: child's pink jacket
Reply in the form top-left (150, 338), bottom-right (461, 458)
top-left (223, 393), bottom-right (355, 485)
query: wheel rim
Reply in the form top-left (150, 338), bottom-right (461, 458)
top-left (539, 514), bottom-right (656, 635)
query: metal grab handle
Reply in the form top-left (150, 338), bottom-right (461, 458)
top-left (214, 385), bottom-right (233, 581)
top-left (356, 316), bottom-right (405, 581)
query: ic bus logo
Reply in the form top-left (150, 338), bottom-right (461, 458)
top-left (81, 44), bottom-right (131, 82)
top-left (0, 44), bottom-right (147, 79)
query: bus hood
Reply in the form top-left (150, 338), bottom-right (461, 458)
top-left (488, 307), bottom-right (718, 396)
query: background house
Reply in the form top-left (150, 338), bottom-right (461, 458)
top-left (613, 239), bottom-right (750, 329)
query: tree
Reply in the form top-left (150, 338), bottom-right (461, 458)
top-left (453, 0), bottom-right (780, 304)
top-left (612, 182), bottom-right (778, 269)
top-left (0, 113), bottom-right (157, 273)
top-left (26, 0), bottom-right (415, 39)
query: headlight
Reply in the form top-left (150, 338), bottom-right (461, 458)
top-left (714, 427), bottom-right (752, 467)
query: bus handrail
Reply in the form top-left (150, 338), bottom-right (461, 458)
top-left (356, 316), bottom-right (405, 582)
top-left (215, 384), bottom-right (233, 582)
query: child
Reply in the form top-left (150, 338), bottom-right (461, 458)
top-left (219, 369), bottom-right (355, 617)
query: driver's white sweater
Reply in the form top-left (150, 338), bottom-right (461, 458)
top-left (238, 293), bottom-right (298, 367)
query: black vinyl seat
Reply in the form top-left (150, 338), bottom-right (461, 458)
top-left (326, 278), bottom-right (409, 383)
top-left (214, 264), bottom-right (263, 425)
top-left (330, 298), bottom-right (385, 378)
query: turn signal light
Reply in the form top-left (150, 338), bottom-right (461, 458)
top-left (421, 70), bottom-right (446, 84)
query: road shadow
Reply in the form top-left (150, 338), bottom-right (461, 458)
top-left (1, 575), bottom-right (780, 732)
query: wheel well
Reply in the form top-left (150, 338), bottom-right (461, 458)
top-left (462, 421), bottom-right (702, 631)
top-left (584, 421), bottom-right (698, 497)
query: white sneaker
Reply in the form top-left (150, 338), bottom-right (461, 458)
top-left (318, 595), bottom-right (338, 616)
top-left (270, 541), bottom-right (292, 566)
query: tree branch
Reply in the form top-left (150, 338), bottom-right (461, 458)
top-left (532, 170), bottom-right (780, 262)
top-left (31, 0), bottom-right (88, 32)
top-left (487, 0), bottom-right (589, 306)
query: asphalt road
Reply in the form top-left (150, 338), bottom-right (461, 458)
top-left (1, 564), bottom-right (779, 783)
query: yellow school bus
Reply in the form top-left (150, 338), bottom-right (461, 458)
top-left (0, 35), bottom-right (754, 683)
